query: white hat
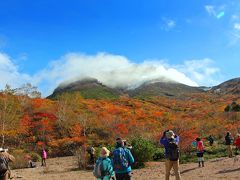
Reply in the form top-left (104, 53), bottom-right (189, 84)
top-left (166, 130), bottom-right (175, 139)
top-left (0, 148), bottom-right (8, 152)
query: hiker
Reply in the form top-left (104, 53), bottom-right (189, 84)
top-left (41, 148), bottom-right (47, 166)
top-left (0, 148), bottom-right (15, 180)
top-left (87, 146), bottom-right (96, 164)
top-left (225, 131), bottom-right (233, 158)
top-left (233, 134), bottom-right (240, 154)
top-left (93, 147), bottom-right (115, 180)
top-left (28, 159), bottom-right (36, 168)
top-left (113, 137), bottom-right (134, 180)
top-left (160, 130), bottom-right (181, 180)
top-left (195, 137), bottom-right (204, 167)
top-left (207, 135), bottom-right (214, 146)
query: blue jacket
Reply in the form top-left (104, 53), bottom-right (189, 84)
top-left (95, 157), bottom-right (115, 180)
top-left (113, 147), bottom-right (134, 174)
top-left (160, 135), bottom-right (180, 158)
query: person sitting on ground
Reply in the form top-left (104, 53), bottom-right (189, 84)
top-left (0, 148), bottom-right (15, 180)
top-left (233, 134), bottom-right (240, 154)
top-left (93, 147), bottom-right (115, 180)
top-left (160, 130), bottom-right (181, 180)
top-left (113, 137), bottom-right (134, 180)
top-left (225, 131), bottom-right (233, 158)
top-left (28, 159), bottom-right (36, 168)
top-left (195, 137), bottom-right (205, 167)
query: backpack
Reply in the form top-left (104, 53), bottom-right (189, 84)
top-left (93, 158), bottom-right (106, 178)
top-left (168, 140), bottom-right (180, 161)
top-left (0, 156), bottom-right (8, 175)
top-left (113, 147), bottom-right (129, 170)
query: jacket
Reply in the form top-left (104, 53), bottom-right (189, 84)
top-left (160, 135), bottom-right (180, 158)
top-left (96, 157), bottom-right (114, 180)
top-left (113, 147), bottom-right (134, 174)
top-left (225, 135), bottom-right (233, 145)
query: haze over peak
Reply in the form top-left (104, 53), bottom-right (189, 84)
top-left (0, 52), bottom-right (222, 96)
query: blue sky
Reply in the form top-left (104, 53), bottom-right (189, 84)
top-left (0, 0), bottom-right (240, 96)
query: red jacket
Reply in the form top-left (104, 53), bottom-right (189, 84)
top-left (233, 137), bottom-right (240, 147)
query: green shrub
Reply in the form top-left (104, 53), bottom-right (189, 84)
top-left (130, 137), bottom-right (155, 167)
top-left (29, 152), bottom-right (41, 162)
top-left (153, 148), bottom-right (165, 161)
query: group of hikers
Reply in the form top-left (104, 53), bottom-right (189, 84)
top-left (93, 137), bottom-right (135, 180)
top-left (0, 130), bottom-right (240, 180)
top-left (91, 130), bottom-right (240, 180)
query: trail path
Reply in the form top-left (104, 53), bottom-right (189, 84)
top-left (12, 156), bottom-right (240, 180)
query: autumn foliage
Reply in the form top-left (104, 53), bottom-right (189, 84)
top-left (1, 88), bottom-right (240, 156)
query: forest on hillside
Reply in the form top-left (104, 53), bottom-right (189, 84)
top-left (0, 83), bottom-right (240, 160)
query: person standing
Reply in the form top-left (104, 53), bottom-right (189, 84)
top-left (195, 138), bottom-right (204, 167)
top-left (87, 146), bottom-right (95, 164)
top-left (41, 148), bottom-right (47, 166)
top-left (233, 134), bottom-right (240, 154)
top-left (207, 135), bottom-right (214, 146)
top-left (160, 130), bottom-right (181, 180)
top-left (225, 131), bottom-right (233, 158)
top-left (0, 148), bottom-right (15, 180)
top-left (93, 147), bottom-right (115, 180)
top-left (113, 138), bottom-right (134, 180)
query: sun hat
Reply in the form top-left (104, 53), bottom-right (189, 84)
top-left (116, 137), bottom-right (126, 142)
top-left (0, 148), bottom-right (7, 152)
top-left (101, 147), bottom-right (110, 157)
top-left (166, 130), bottom-right (175, 139)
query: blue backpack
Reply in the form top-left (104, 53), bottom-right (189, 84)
top-left (93, 158), bottom-right (104, 178)
top-left (113, 147), bottom-right (129, 170)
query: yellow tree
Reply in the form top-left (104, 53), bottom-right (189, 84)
top-left (0, 85), bottom-right (22, 147)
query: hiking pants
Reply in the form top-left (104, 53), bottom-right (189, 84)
top-left (165, 159), bottom-right (181, 180)
top-left (0, 171), bottom-right (10, 180)
top-left (227, 145), bottom-right (233, 158)
top-left (115, 172), bottom-right (131, 180)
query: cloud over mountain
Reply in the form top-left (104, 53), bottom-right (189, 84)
top-left (0, 52), bottom-right (221, 96)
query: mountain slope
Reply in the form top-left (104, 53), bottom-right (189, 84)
top-left (210, 77), bottom-right (240, 95)
top-left (48, 78), bottom-right (121, 99)
top-left (128, 81), bottom-right (204, 98)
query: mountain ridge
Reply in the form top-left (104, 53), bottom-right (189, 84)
top-left (48, 77), bottom-right (240, 99)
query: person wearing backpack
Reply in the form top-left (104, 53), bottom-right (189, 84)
top-left (225, 131), bottom-right (233, 158)
top-left (113, 137), bottom-right (134, 180)
top-left (160, 130), bottom-right (181, 180)
top-left (195, 137), bottom-right (204, 167)
top-left (0, 148), bottom-right (15, 180)
top-left (93, 147), bottom-right (115, 180)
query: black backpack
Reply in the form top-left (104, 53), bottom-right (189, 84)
top-left (0, 156), bottom-right (8, 175)
top-left (168, 140), bottom-right (180, 161)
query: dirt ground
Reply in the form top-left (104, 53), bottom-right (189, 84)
top-left (12, 155), bottom-right (240, 180)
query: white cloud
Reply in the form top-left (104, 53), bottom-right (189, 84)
top-left (167, 20), bottom-right (176, 29)
top-left (161, 18), bottom-right (176, 31)
top-left (205, 5), bottom-right (225, 19)
top-left (176, 59), bottom-right (221, 86)
top-left (0, 53), bottom-right (31, 89)
top-left (0, 52), bottom-right (221, 96)
top-left (205, 5), bottom-right (216, 17)
top-left (34, 53), bottom-right (199, 95)
top-left (234, 23), bottom-right (240, 30)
